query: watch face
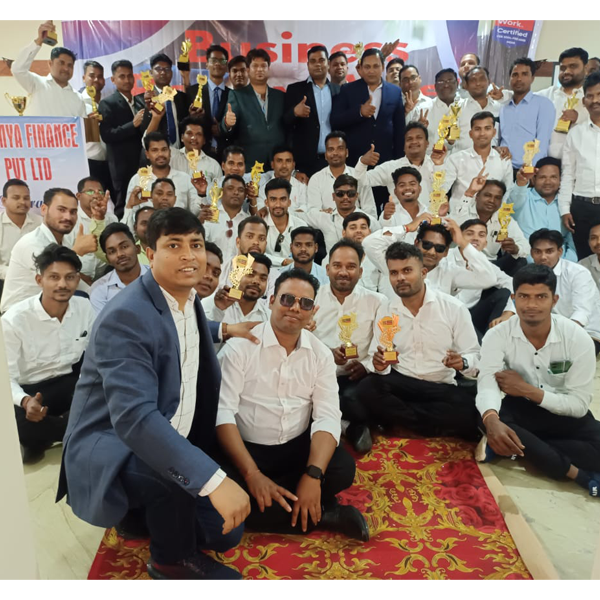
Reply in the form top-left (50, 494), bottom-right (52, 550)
top-left (306, 465), bottom-right (323, 480)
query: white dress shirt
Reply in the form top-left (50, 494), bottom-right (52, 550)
top-left (379, 198), bottom-right (430, 230)
top-left (368, 285), bottom-right (480, 383)
top-left (264, 212), bottom-right (307, 267)
top-left (579, 253), bottom-right (600, 290)
top-left (204, 296), bottom-right (270, 325)
top-left (0, 212), bottom-right (42, 280)
top-left (321, 253), bottom-right (383, 293)
top-left (80, 92), bottom-right (107, 161)
top-left (553, 258), bottom-right (600, 340)
top-left (267, 262), bottom-right (329, 300)
top-left (217, 320), bottom-right (342, 445)
top-left (453, 96), bottom-right (501, 152)
top-left (258, 177), bottom-right (309, 214)
top-left (422, 97), bottom-right (465, 156)
top-left (170, 148), bottom-right (223, 185)
top-left (203, 206), bottom-right (250, 272)
top-left (406, 93), bottom-right (434, 124)
top-left (11, 41), bottom-right (87, 117)
top-left (558, 120), bottom-right (600, 216)
top-left (365, 83), bottom-right (383, 119)
top-left (90, 265), bottom-right (149, 314)
top-left (2, 294), bottom-right (95, 406)
top-left (313, 284), bottom-right (385, 374)
top-left (476, 314), bottom-right (596, 418)
top-left (307, 165), bottom-right (377, 219)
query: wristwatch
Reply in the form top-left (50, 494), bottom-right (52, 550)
top-left (305, 465), bottom-right (324, 481)
top-left (462, 357), bottom-right (469, 371)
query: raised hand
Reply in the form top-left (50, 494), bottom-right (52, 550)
top-left (133, 109), bottom-right (145, 128)
top-left (488, 83), bottom-right (505, 101)
top-left (294, 96), bottom-right (311, 118)
top-left (126, 186), bottom-right (145, 209)
top-left (360, 95), bottom-right (376, 118)
top-left (404, 93), bottom-right (415, 114)
top-left (419, 109), bottom-right (429, 127)
top-left (225, 103), bottom-right (237, 128)
top-left (72, 224), bottom-right (98, 256)
top-left (360, 144), bottom-right (380, 166)
top-left (22, 392), bottom-right (46, 422)
top-left (382, 198), bottom-right (396, 221)
top-left (381, 39), bottom-right (400, 59)
top-left (466, 167), bottom-right (489, 196)
top-left (35, 21), bottom-right (55, 46)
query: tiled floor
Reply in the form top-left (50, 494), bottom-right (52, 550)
top-left (23, 368), bottom-right (600, 580)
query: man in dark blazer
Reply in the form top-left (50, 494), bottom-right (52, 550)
top-left (57, 208), bottom-right (251, 580)
top-left (284, 45), bottom-right (341, 177)
top-left (98, 60), bottom-right (147, 219)
top-left (221, 48), bottom-right (285, 171)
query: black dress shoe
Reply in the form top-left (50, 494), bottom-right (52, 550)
top-left (147, 552), bottom-right (242, 580)
top-left (319, 503), bottom-right (369, 542)
top-left (346, 423), bottom-right (372, 454)
top-left (21, 444), bottom-right (46, 465)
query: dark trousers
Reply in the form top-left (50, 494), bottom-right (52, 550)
top-left (373, 186), bottom-right (388, 217)
top-left (356, 370), bottom-right (479, 438)
top-left (119, 454), bottom-right (243, 564)
top-left (88, 159), bottom-right (115, 201)
top-left (14, 370), bottom-right (78, 450)
top-left (218, 429), bottom-right (356, 534)
top-left (338, 375), bottom-right (369, 423)
top-left (571, 196), bottom-right (600, 260)
top-left (500, 396), bottom-right (600, 479)
top-left (470, 286), bottom-right (511, 343)
top-left (492, 254), bottom-right (527, 277)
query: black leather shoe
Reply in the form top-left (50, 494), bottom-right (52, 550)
top-left (21, 444), bottom-right (46, 465)
top-left (147, 552), bottom-right (242, 580)
top-left (319, 504), bottom-right (369, 542)
top-left (346, 423), bottom-right (372, 454)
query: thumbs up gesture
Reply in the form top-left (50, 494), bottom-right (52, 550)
top-left (294, 95), bottom-right (311, 118)
top-left (382, 197), bottom-right (397, 221)
top-left (360, 144), bottom-right (380, 166)
top-left (23, 392), bottom-right (47, 422)
top-left (225, 103), bottom-right (237, 128)
top-left (361, 95), bottom-right (376, 118)
top-left (72, 223), bottom-right (98, 257)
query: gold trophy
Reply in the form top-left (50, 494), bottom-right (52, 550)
top-left (448, 102), bottom-right (462, 141)
top-left (85, 85), bottom-right (102, 121)
top-left (353, 42), bottom-right (365, 61)
top-left (338, 313), bottom-right (359, 359)
top-left (250, 161), bottom-right (264, 194)
top-left (186, 149), bottom-right (203, 182)
top-left (378, 315), bottom-right (400, 364)
top-left (138, 167), bottom-right (153, 199)
top-left (522, 140), bottom-right (540, 174)
top-left (429, 171), bottom-right (447, 225)
top-left (555, 95), bottom-right (580, 133)
top-left (496, 203), bottom-right (515, 242)
top-left (156, 86), bottom-right (177, 107)
top-left (208, 180), bottom-right (222, 223)
top-left (193, 74), bottom-right (208, 109)
top-left (177, 39), bottom-right (192, 72)
top-left (4, 93), bottom-right (28, 116)
top-left (42, 20), bottom-right (58, 47)
top-left (140, 70), bottom-right (162, 114)
top-left (434, 114), bottom-right (452, 151)
top-left (228, 254), bottom-right (255, 300)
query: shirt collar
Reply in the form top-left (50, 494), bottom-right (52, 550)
top-left (208, 79), bottom-right (226, 92)
top-left (512, 315), bottom-right (562, 346)
top-left (119, 92), bottom-right (134, 105)
top-left (553, 258), bottom-right (564, 276)
top-left (263, 316), bottom-right (312, 350)
top-left (106, 268), bottom-right (127, 289)
top-left (33, 293), bottom-right (73, 322)
top-left (511, 90), bottom-right (534, 105)
top-left (159, 285), bottom-right (197, 313)
top-left (39, 222), bottom-right (59, 244)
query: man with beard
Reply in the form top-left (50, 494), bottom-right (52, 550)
top-left (379, 167), bottom-right (430, 232)
top-left (228, 56), bottom-right (249, 90)
top-left (402, 65), bottom-right (432, 122)
top-left (258, 148), bottom-right (308, 214)
top-left (123, 179), bottom-right (178, 232)
top-left (457, 53), bottom-right (480, 99)
top-left (133, 207), bottom-right (154, 266)
top-left (328, 52), bottom-right (348, 87)
top-left (580, 223), bottom-right (600, 289)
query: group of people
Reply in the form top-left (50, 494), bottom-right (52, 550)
top-left (3, 21), bottom-right (600, 580)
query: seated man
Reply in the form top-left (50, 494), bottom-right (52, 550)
top-left (313, 240), bottom-right (385, 452)
top-left (90, 223), bottom-right (149, 314)
top-left (3, 244), bottom-right (95, 463)
top-left (477, 264), bottom-right (600, 499)
top-left (123, 178), bottom-right (179, 231)
top-left (530, 228), bottom-right (600, 353)
top-left (58, 207), bottom-right (251, 580)
top-left (356, 242), bottom-right (481, 441)
top-left (133, 206), bottom-right (155, 265)
top-left (579, 222), bottom-right (600, 289)
top-left (216, 268), bottom-right (368, 540)
top-left (379, 167), bottom-right (429, 231)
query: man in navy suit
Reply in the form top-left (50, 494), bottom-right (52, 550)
top-left (57, 208), bottom-right (251, 580)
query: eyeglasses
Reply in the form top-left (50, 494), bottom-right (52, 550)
top-left (274, 233), bottom-right (285, 253)
top-left (420, 240), bottom-right (447, 253)
top-left (436, 79), bottom-right (456, 86)
top-left (278, 293), bottom-right (315, 311)
top-left (401, 74), bottom-right (419, 82)
top-left (226, 220), bottom-right (233, 238)
top-left (82, 189), bottom-right (104, 196)
top-left (208, 58), bottom-right (228, 65)
top-left (153, 67), bottom-right (172, 74)
top-left (334, 189), bottom-right (357, 198)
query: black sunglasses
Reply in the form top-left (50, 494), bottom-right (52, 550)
top-left (278, 293), bottom-right (314, 311)
top-left (420, 240), bottom-right (447, 253)
top-left (274, 233), bottom-right (285, 253)
top-left (334, 189), bottom-right (357, 198)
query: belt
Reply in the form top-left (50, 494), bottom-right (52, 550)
top-left (573, 194), bottom-right (600, 205)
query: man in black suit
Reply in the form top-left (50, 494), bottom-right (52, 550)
top-left (137, 53), bottom-right (189, 149)
top-left (186, 45), bottom-right (230, 161)
top-left (284, 45), bottom-right (341, 177)
top-left (99, 60), bottom-right (146, 218)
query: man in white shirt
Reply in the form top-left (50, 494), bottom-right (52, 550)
top-left (258, 147), bottom-right (308, 213)
top-left (216, 268), bottom-right (368, 540)
top-left (355, 242), bottom-right (481, 440)
top-left (90, 223), bottom-right (148, 314)
top-left (530, 228), bottom-right (600, 353)
top-left (0, 179), bottom-right (42, 298)
top-left (379, 166), bottom-right (430, 231)
top-left (134, 206), bottom-right (154, 266)
top-left (122, 178), bottom-right (179, 232)
top-left (579, 223), bottom-right (600, 289)
top-left (3, 244), bottom-right (95, 463)
top-left (313, 239), bottom-right (384, 452)
top-left (476, 264), bottom-right (600, 499)
top-left (558, 71), bottom-right (600, 260)
top-left (401, 65), bottom-right (433, 123)
top-left (11, 22), bottom-right (86, 118)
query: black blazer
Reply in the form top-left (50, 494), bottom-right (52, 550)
top-left (136, 88), bottom-right (190, 146)
top-left (284, 79), bottom-right (341, 173)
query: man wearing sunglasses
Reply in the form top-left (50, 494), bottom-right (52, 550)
top-left (216, 268), bottom-right (369, 541)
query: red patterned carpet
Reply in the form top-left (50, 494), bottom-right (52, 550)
top-left (87, 436), bottom-right (532, 580)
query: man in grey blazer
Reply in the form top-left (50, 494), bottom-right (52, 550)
top-left (57, 208), bottom-right (250, 580)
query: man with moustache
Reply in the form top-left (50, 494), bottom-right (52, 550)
top-left (329, 52), bottom-right (349, 87)
top-left (379, 167), bottom-right (429, 232)
top-left (402, 66), bottom-right (433, 122)
top-left (580, 223), bottom-right (600, 289)
top-left (123, 179), bottom-right (179, 232)
top-left (386, 58), bottom-right (404, 88)
top-left (133, 207), bottom-right (154, 266)
top-left (228, 56), bottom-right (249, 90)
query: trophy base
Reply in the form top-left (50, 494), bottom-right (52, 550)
top-left (42, 32), bottom-right (58, 47)
top-left (430, 217), bottom-right (441, 225)
top-left (151, 102), bottom-right (164, 115)
top-left (523, 165), bottom-right (535, 174)
top-left (554, 120), bottom-right (571, 133)
top-left (177, 60), bottom-right (190, 72)
top-left (496, 232), bottom-right (508, 242)
top-left (383, 350), bottom-right (399, 364)
top-left (228, 288), bottom-right (243, 300)
top-left (142, 191), bottom-right (152, 199)
top-left (433, 140), bottom-right (445, 151)
top-left (343, 344), bottom-right (358, 359)
top-left (193, 99), bottom-right (203, 109)
top-left (192, 171), bottom-right (204, 181)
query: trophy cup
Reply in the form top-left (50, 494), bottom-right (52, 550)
top-left (250, 161), bottom-right (264, 194)
top-left (228, 254), bottom-right (255, 300)
top-left (186, 149), bottom-right (203, 181)
top-left (429, 171), bottom-right (447, 225)
top-left (193, 74), bottom-right (208, 109)
top-left (448, 102), bottom-right (462, 141)
top-left (141, 71), bottom-right (164, 114)
top-left (353, 42), bottom-right (365, 61)
top-left (338, 313), bottom-right (359, 359)
top-left (177, 39), bottom-right (192, 72)
top-left (208, 180), bottom-right (222, 223)
top-left (434, 114), bottom-right (452, 151)
top-left (4, 93), bottom-right (28, 116)
top-left (555, 95), bottom-right (580, 133)
top-left (138, 167), bottom-right (153, 199)
top-left (496, 203), bottom-right (515, 242)
top-left (156, 86), bottom-right (177, 108)
top-left (85, 85), bottom-right (102, 121)
top-left (522, 140), bottom-right (540, 174)
top-left (42, 20), bottom-right (58, 47)
top-left (378, 315), bottom-right (400, 364)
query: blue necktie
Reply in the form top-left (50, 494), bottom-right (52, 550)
top-left (212, 87), bottom-right (221, 120)
top-left (165, 100), bottom-right (177, 145)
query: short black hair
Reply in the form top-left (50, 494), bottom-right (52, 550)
top-left (510, 57), bottom-right (537, 77)
top-left (50, 47), bottom-right (76, 63)
top-left (111, 59), bottom-right (133, 74)
top-left (416, 222), bottom-right (452, 247)
top-left (151, 177), bottom-right (175, 193)
top-left (400, 64), bottom-right (419, 77)
top-left (386, 57), bottom-right (404, 70)
top-left (99, 222), bottom-right (136, 254)
top-left (480, 179), bottom-right (507, 197)
top-left (329, 238), bottom-right (364, 263)
top-left (584, 71), bottom-right (600, 94)
top-left (470, 110), bottom-right (496, 128)
top-left (83, 60), bottom-right (103, 73)
top-left (180, 115), bottom-right (208, 139)
top-left (222, 145), bottom-right (246, 162)
top-left (265, 177), bottom-right (292, 197)
top-left (307, 45), bottom-right (329, 60)
top-left (463, 65), bottom-right (489, 83)
top-left (271, 145), bottom-right (294, 162)
top-left (77, 176), bottom-right (103, 193)
top-left (290, 226), bottom-right (317, 243)
top-left (34, 243), bottom-right (81, 275)
top-left (435, 68), bottom-right (458, 82)
top-left (273, 267), bottom-right (319, 298)
top-left (360, 48), bottom-right (384, 66)
top-left (385, 241), bottom-right (424, 265)
top-left (222, 173), bottom-right (246, 188)
top-left (559, 47), bottom-right (588, 65)
top-left (535, 156), bottom-right (561, 172)
top-left (513, 263), bottom-right (557, 294)
top-left (144, 131), bottom-right (169, 151)
top-left (246, 48), bottom-right (271, 66)
top-left (405, 121), bottom-right (429, 141)
top-left (329, 51), bottom-right (348, 64)
top-left (150, 53), bottom-right (173, 68)
top-left (206, 44), bottom-right (229, 62)
top-left (134, 206), bottom-right (155, 226)
top-left (343, 211), bottom-right (370, 229)
top-left (2, 178), bottom-right (29, 197)
top-left (228, 55), bottom-right (247, 70)
top-left (205, 241), bottom-right (223, 263)
top-left (333, 174), bottom-right (358, 190)
top-left (529, 228), bottom-right (564, 249)
top-left (43, 187), bottom-right (76, 207)
top-left (248, 252), bottom-right (272, 272)
top-left (238, 215), bottom-right (268, 237)
top-left (325, 130), bottom-right (347, 147)
top-left (460, 218), bottom-right (488, 232)
top-left (392, 166), bottom-right (422, 185)
top-left (146, 207), bottom-right (204, 251)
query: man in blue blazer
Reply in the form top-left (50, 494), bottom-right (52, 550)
top-left (57, 208), bottom-right (251, 580)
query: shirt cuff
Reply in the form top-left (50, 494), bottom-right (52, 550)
top-left (215, 409), bottom-right (237, 427)
top-left (198, 468), bottom-right (226, 497)
top-left (476, 393), bottom-right (502, 417)
top-left (310, 421), bottom-right (341, 445)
